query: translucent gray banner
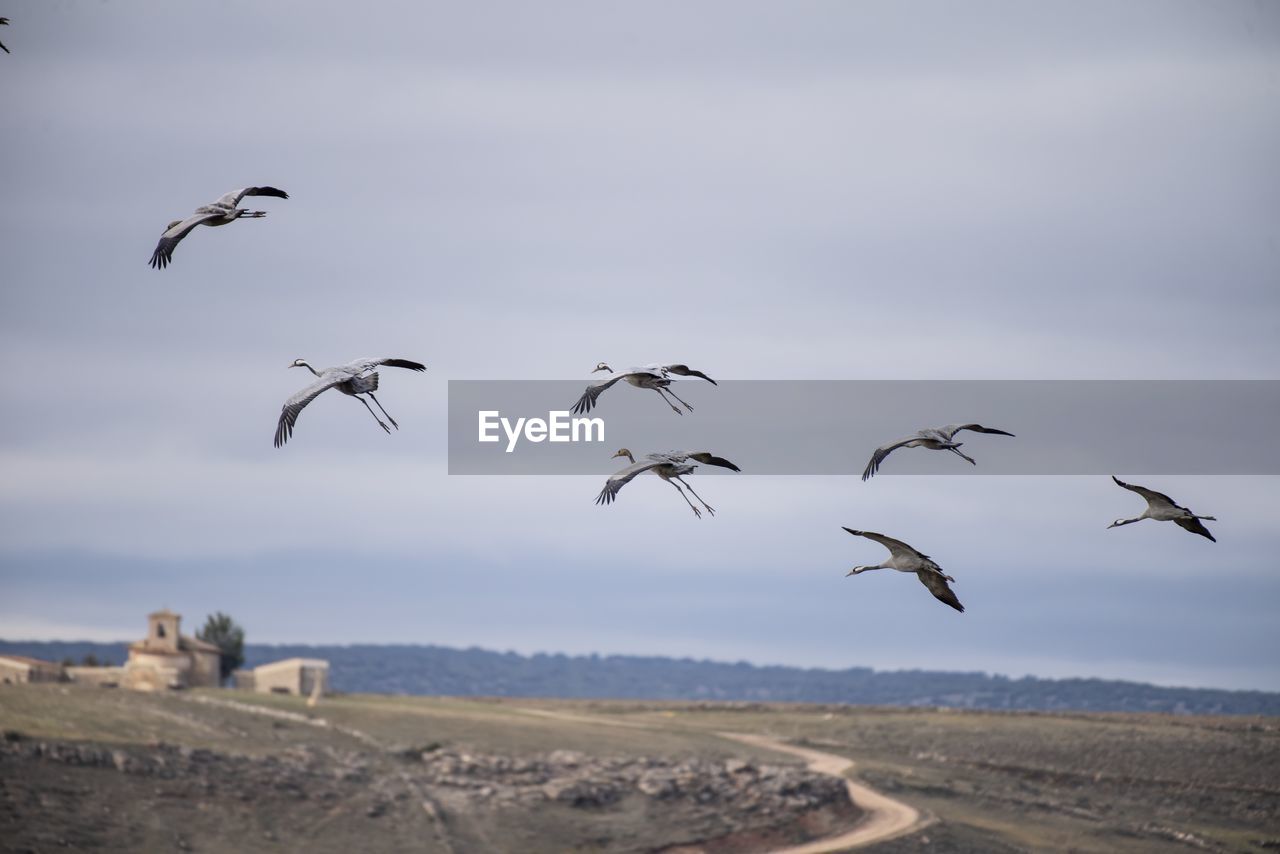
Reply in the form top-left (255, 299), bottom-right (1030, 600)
top-left (447, 381), bottom-right (1280, 475)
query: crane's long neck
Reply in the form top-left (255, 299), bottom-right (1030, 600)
top-left (847, 561), bottom-right (889, 576)
top-left (619, 451), bottom-right (635, 464)
top-left (298, 361), bottom-right (320, 377)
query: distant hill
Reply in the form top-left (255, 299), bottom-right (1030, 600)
top-left (3, 639), bottom-right (1277, 715)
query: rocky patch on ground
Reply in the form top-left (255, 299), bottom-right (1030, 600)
top-left (1, 729), bottom-right (854, 853)
top-left (400, 745), bottom-right (846, 815)
top-left (2, 731), bottom-right (844, 814)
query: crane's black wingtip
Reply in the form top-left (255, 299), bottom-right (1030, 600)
top-left (1189, 524), bottom-right (1217, 543)
top-left (383, 359), bottom-right (426, 372)
top-left (841, 526), bottom-right (861, 536)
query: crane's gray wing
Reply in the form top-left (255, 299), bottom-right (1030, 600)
top-left (938, 423), bottom-right (1016, 440)
top-left (1174, 516), bottom-right (1216, 542)
top-left (274, 375), bottom-right (345, 448)
top-left (148, 213), bottom-right (221, 269)
top-left (595, 460), bottom-right (666, 505)
top-left (662, 364), bottom-right (718, 385)
top-left (214, 186), bottom-right (290, 207)
top-left (671, 451), bottom-right (740, 471)
top-left (1111, 476), bottom-right (1179, 511)
top-left (917, 571), bottom-right (964, 613)
top-left (842, 528), bottom-right (928, 560)
top-left (861, 436), bottom-right (917, 481)
top-left (572, 374), bottom-right (626, 415)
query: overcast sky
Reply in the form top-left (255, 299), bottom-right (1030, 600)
top-left (1, 1), bottom-right (1278, 691)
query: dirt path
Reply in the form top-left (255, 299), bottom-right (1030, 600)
top-left (719, 731), bottom-right (925, 853)
top-left (516, 707), bottom-right (926, 852)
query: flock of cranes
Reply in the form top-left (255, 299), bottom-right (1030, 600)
top-left (136, 175), bottom-right (1217, 616)
top-left (0, 4), bottom-right (1222, 621)
top-left (141, 186), bottom-right (429, 448)
top-left (0, 2), bottom-right (1214, 619)
top-left (581, 362), bottom-right (1218, 612)
top-left (2, 14), bottom-right (1222, 612)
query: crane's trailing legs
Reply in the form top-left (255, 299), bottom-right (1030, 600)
top-left (367, 392), bottom-right (399, 429)
top-left (675, 476), bottom-right (715, 516)
top-left (355, 396), bottom-right (392, 434)
top-left (654, 389), bottom-right (683, 415)
top-left (668, 480), bottom-right (702, 518)
top-left (947, 443), bottom-right (976, 465)
top-left (663, 387), bottom-right (695, 413)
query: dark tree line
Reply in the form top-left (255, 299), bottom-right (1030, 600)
top-left (6, 638), bottom-right (1277, 715)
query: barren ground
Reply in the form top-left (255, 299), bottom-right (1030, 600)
top-left (2, 685), bottom-right (1278, 853)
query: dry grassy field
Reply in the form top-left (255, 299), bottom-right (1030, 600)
top-left (2, 684), bottom-right (1277, 853)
